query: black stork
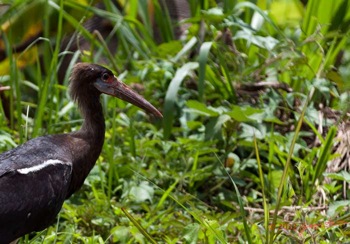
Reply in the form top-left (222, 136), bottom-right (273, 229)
top-left (0, 63), bottom-right (162, 243)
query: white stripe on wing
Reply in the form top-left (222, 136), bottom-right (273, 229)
top-left (17, 159), bottom-right (71, 174)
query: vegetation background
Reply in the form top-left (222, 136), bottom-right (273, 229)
top-left (0, 0), bottom-right (350, 243)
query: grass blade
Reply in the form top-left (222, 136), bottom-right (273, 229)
top-left (269, 87), bottom-right (315, 243)
top-left (121, 207), bottom-right (158, 244)
top-left (198, 41), bottom-right (213, 102)
top-left (254, 136), bottom-right (269, 243)
top-left (312, 126), bottom-right (337, 185)
top-left (215, 154), bottom-right (252, 243)
top-left (163, 62), bottom-right (198, 139)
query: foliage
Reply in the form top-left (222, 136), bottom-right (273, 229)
top-left (1, 0), bottom-right (350, 243)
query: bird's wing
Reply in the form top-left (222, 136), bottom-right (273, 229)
top-left (0, 156), bottom-right (72, 240)
top-left (0, 136), bottom-right (74, 240)
top-left (0, 136), bottom-right (71, 177)
top-left (0, 159), bottom-right (73, 214)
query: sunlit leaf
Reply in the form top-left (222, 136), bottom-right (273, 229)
top-left (128, 181), bottom-right (154, 203)
top-left (328, 200), bottom-right (350, 217)
top-left (202, 7), bottom-right (225, 22)
top-left (183, 223), bottom-right (200, 244)
top-left (226, 105), bottom-right (265, 122)
top-left (186, 100), bottom-right (219, 117)
top-left (156, 41), bottom-right (182, 58)
top-left (324, 171), bottom-right (350, 182)
top-left (198, 41), bottom-right (213, 101)
top-left (269, 1), bottom-right (303, 27)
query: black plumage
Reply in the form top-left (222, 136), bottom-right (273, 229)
top-left (0, 63), bottom-right (162, 243)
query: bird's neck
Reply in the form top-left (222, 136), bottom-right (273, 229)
top-left (67, 98), bottom-right (106, 196)
top-left (77, 97), bottom-right (106, 157)
top-left (79, 101), bottom-right (106, 140)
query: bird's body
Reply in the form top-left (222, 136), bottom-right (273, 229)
top-left (0, 136), bottom-right (73, 241)
top-left (0, 63), bottom-right (161, 243)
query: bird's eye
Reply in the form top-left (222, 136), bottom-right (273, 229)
top-left (102, 73), bottom-right (109, 81)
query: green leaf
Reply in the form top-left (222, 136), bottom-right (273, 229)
top-left (198, 42), bottom-right (213, 101)
top-left (183, 223), bottom-right (200, 244)
top-left (205, 219), bottom-right (225, 243)
top-left (202, 7), bottom-right (225, 23)
top-left (226, 105), bottom-right (265, 122)
top-left (205, 114), bottom-right (231, 140)
top-left (0, 133), bottom-right (17, 148)
top-left (269, 1), bottom-right (303, 27)
top-left (111, 226), bottom-right (131, 242)
top-left (186, 100), bottom-right (219, 117)
top-left (312, 126), bottom-right (337, 184)
top-left (234, 30), bottom-right (279, 50)
top-left (128, 181), bottom-right (154, 203)
top-left (234, 1), bottom-right (283, 35)
top-left (171, 37), bottom-right (197, 63)
top-left (187, 121), bottom-right (204, 130)
top-left (324, 171), bottom-right (350, 182)
top-left (328, 200), bottom-right (350, 217)
top-left (156, 41), bottom-right (183, 58)
top-left (240, 124), bottom-right (265, 139)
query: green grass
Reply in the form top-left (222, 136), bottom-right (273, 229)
top-left (1, 0), bottom-right (350, 243)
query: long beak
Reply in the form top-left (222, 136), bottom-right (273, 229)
top-left (94, 76), bottom-right (162, 118)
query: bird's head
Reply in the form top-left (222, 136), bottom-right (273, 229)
top-left (69, 63), bottom-right (162, 118)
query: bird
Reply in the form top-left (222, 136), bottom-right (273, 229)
top-left (0, 63), bottom-right (162, 243)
